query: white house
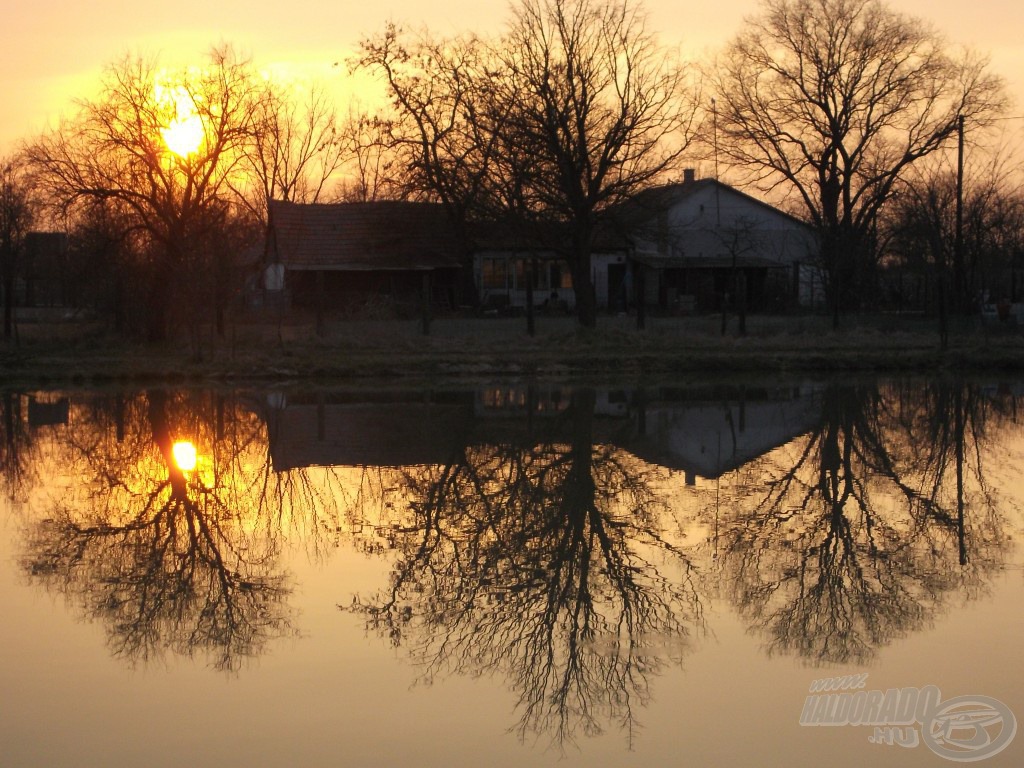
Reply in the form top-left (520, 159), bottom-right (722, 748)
top-left (470, 172), bottom-right (822, 314)
top-left (610, 172), bottom-right (823, 312)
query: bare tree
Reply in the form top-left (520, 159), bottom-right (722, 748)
top-left (500, 0), bottom-right (699, 327)
top-left (359, 0), bottom-right (699, 327)
top-left (885, 152), bottom-right (1024, 313)
top-left (355, 24), bottom-right (508, 302)
top-left (333, 108), bottom-right (406, 203)
top-left (26, 47), bottom-right (262, 342)
top-left (0, 155), bottom-right (35, 340)
top-left (711, 0), bottom-right (1005, 327)
top-left (241, 81), bottom-right (346, 218)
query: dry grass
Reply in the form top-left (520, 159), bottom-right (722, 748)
top-left (2, 310), bottom-right (1022, 386)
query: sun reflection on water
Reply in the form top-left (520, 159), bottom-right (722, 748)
top-left (171, 440), bottom-right (198, 472)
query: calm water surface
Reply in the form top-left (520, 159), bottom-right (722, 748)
top-left (1, 379), bottom-right (1022, 767)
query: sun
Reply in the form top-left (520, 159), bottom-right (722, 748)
top-left (172, 441), bottom-right (198, 472)
top-left (157, 83), bottom-right (204, 157)
top-left (162, 113), bottom-right (204, 157)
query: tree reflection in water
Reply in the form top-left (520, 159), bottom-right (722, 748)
top-left (17, 390), bottom-right (297, 671)
top-left (347, 388), bottom-right (705, 748)
top-left (715, 379), bottom-right (1015, 665)
top-left (0, 378), bottom-right (1018, 740)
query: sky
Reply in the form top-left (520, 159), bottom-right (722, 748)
top-left (3, 0), bottom-right (1023, 155)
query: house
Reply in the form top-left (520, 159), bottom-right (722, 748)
top-left (469, 172), bottom-right (821, 314)
top-left (471, 220), bottom-right (628, 313)
top-left (266, 175), bottom-right (820, 318)
top-left (619, 383), bottom-right (823, 484)
top-left (609, 171), bottom-right (822, 312)
top-left (267, 199), bottom-right (465, 317)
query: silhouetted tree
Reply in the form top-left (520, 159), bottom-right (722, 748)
top-left (241, 82), bottom-right (346, 216)
top-left (498, 0), bottom-right (699, 328)
top-left (884, 155), bottom-right (1024, 313)
top-left (26, 47), bottom-right (262, 342)
top-left (19, 391), bottom-right (296, 671)
top-left (0, 155), bottom-right (35, 340)
top-left (711, 0), bottom-right (1005, 326)
top-left (359, 0), bottom-right (699, 327)
top-left (333, 109), bottom-right (406, 203)
top-left (355, 25), bottom-right (506, 311)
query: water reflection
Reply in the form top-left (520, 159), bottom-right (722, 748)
top-left (345, 389), bottom-right (704, 746)
top-left (0, 379), bottom-right (1020, 743)
top-left (15, 391), bottom-right (296, 671)
top-left (714, 380), bottom-right (1013, 664)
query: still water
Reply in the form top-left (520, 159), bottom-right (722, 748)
top-left (1, 378), bottom-right (1022, 767)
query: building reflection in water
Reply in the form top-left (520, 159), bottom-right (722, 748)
top-left (0, 379), bottom-right (1019, 743)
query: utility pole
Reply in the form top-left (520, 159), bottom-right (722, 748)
top-left (954, 114), bottom-right (965, 314)
top-left (712, 98), bottom-right (720, 186)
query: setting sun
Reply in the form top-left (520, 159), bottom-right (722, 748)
top-left (161, 113), bottom-right (204, 157)
top-left (157, 83), bottom-right (204, 157)
top-left (172, 440), bottom-right (198, 472)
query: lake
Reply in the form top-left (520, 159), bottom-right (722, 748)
top-left (1, 377), bottom-right (1021, 767)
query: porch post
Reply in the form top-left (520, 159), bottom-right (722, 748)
top-left (636, 266), bottom-right (646, 331)
top-left (526, 258), bottom-right (536, 337)
top-left (421, 271), bottom-right (432, 336)
top-left (315, 269), bottom-right (325, 337)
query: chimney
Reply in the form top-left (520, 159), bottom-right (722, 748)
top-left (683, 168), bottom-right (697, 184)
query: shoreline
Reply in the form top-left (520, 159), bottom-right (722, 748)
top-left (2, 313), bottom-right (1023, 386)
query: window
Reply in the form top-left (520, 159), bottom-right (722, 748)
top-left (513, 258), bottom-right (547, 290)
top-left (557, 263), bottom-right (573, 289)
top-left (482, 258), bottom-right (508, 289)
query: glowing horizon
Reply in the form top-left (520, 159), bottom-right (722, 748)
top-left (2, 0), bottom-right (1022, 159)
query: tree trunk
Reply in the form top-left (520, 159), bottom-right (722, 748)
top-left (636, 267), bottom-right (646, 331)
top-left (2, 273), bottom-right (12, 340)
top-left (146, 272), bottom-right (170, 343)
top-left (421, 271), bottom-right (431, 336)
top-left (572, 248), bottom-right (597, 330)
top-left (1, 245), bottom-right (13, 340)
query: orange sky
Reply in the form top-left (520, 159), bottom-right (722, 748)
top-left (3, 0), bottom-right (1022, 155)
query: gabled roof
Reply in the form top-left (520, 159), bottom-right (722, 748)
top-left (611, 178), bottom-right (813, 232)
top-left (269, 199), bottom-right (464, 271)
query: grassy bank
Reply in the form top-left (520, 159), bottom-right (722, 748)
top-left (2, 311), bottom-right (1022, 385)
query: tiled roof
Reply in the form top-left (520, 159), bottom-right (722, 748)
top-left (269, 199), bottom-right (464, 271)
